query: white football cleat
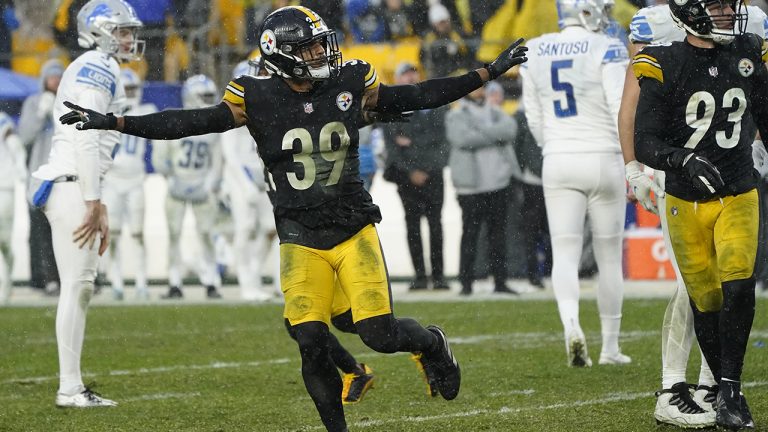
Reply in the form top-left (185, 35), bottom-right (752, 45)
top-left (56, 388), bottom-right (118, 408)
top-left (567, 333), bottom-right (592, 367)
top-left (693, 384), bottom-right (717, 412)
top-left (598, 351), bottom-right (632, 365)
top-left (654, 382), bottom-right (714, 429)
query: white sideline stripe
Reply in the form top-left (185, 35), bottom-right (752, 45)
top-left (489, 389), bottom-right (535, 397)
top-left (4, 358), bottom-right (292, 384)
top-left (306, 381), bottom-right (768, 430)
top-left (123, 392), bottom-right (201, 402)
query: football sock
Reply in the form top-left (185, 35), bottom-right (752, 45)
top-left (108, 233), bottom-right (123, 292)
top-left (327, 332), bottom-right (359, 375)
top-left (134, 234), bottom-right (148, 290)
top-left (720, 278), bottom-right (755, 382)
top-left (57, 279), bottom-right (94, 395)
top-left (599, 314), bottom-right (621, 355)
top-left (661, 283), bottom-right (695, 389)
top-left (697, 349), bottom-right (717, 387)
top-left (293, 322), bottom-right (347, 432)
top-left (690, 300), bottom-right (721, 382)
top-left (355, 315), bottom-right (437, 354)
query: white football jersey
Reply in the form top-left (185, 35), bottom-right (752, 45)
top-left (33, 50), bottom-right (125, 200)
top-left (156, 133), bottom-right (222, 201)
top-left (520, 26), bottom-right (628, 155)
top-left (108, 103), bottom-right (157, 180)
top-left (629, 5), bottom-right (768, 45)
top-left (221, 126), bottom-right (266, 199)
top-left (0, 112), bottom-right (26, 190)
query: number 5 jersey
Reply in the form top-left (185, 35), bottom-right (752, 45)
top-left (519, 26), bottom-right (629, 155)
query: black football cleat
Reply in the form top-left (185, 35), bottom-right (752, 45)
top-left (716, 389), bottom-right (750, 430)
top-left (422, 325), bottom-right (461, 400)
top-left (161, 286), bottom-right (183, 299)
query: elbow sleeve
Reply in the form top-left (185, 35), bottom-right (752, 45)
top-left (376, 71), bottom-right (483, 113)
top-left (123, 102), bottom-right (237, 140)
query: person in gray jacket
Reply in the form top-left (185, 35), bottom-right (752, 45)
top-left (17, 59), bottom-right (63, 295)
top-left (448, 83), bottom-right (520, 296)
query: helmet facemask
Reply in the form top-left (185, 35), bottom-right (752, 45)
top-left (112, 26), bottom-right (145, 62)
top-left (265, 31), bottom-right (342, 81)
top-left (672, 0), bottom-right (748, 45)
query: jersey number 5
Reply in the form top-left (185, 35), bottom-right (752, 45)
top-left (551, 60), bottom-right (578, 118)
top-left (685, 88), bottom-right (747, 149)
top-left (283, 122), bottom-right (350, 190)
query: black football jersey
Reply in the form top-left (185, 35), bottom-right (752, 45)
top-left (222, 60), bottom-right (382, 249)
top-left (634, 33), bottom-right (768, 201)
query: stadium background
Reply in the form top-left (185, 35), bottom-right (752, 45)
top-left (0, 0), bottom-right (685, 283)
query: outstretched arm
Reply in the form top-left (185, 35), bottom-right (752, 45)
top-left (59, 100), bottom-right (248, 140)
top-left (363, 38), bottom-right (528, 113)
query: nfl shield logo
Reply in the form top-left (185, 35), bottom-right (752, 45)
top-left (304, 102), bottom-right (314, 114)
top-left (708, 66), bottom-right (718, 78)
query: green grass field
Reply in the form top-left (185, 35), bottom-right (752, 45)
top-left (2, 298), bottom-right (767, 431)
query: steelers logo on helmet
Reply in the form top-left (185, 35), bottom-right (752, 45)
top-left (738, 58), bottom-right (755, 77)
top-left (336, 92), bottom-right (353, 111)
top-left (260, 29), bottom-right (276, 55)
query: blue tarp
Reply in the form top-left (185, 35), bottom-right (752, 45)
top-left (0, 68), bottom-right (38, 100)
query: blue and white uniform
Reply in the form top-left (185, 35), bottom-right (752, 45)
top-left (520, 23), bottom-right (630, 365)
top-left (0, 112), bottom-right (26, 304)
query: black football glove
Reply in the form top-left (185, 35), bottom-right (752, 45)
top-left (485, 38), bottom-right (529, 80)
top-left (682, 153), bottom-right (724, 194)
top-left (366, 111), bottom-right (413, 124)
top-left (59, 101), bottom-right (118, 130)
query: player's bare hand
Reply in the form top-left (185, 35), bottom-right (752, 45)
top-left (486, 38), bottom-right (528, 80)
top-left (74, 200), bottom-right (105, 251)
top-left (59, 101), bottom-right (118, 130)
top-left (625, 160), bottom-right (664, 214)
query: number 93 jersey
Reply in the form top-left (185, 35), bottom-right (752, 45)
top-left (633, 34), bottom-right (768, 201)
top-left (520, 27), bottom-right (628, 155)
top-left (222, 60), bottom-right (382, 249)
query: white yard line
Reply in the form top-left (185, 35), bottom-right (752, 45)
top-left (123, 392), bottom-right (201, 402)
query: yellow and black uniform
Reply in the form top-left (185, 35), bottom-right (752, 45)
top-left (634, 34), bottom-right (768, 311)
top-left (223, 60), bottom-right (390, 325)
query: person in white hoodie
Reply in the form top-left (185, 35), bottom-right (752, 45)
top-left (520, 0), bottom-right (630, 368)
top-left (29, 0), bottom-right (142, 408)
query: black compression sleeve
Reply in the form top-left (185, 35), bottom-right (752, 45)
top-left (122, 102), bottom-right (238, 140)
top-left (375, 71), bottom-right (483, 113)
top-left (634, 79), bottom-right (690, 171)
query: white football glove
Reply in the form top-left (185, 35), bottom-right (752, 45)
top-left (752, 140), bottom-right (768, 179)
top-left (625, 160), bottom-right (664, 215)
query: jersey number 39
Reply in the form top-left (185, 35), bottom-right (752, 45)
top-left (282, 122), bottom-right (351, 190)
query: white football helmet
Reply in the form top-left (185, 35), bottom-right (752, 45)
top-left (182, 75), bottom-right (219, 109)
top-left (557, 0), bottom-right (609, 32)
top-left (77, 0), bottom-right (144, 61)
top-left (121, 68), bottom-right (143, 110)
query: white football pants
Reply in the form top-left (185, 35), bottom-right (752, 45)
top-left (102, 177), bottom-right (147, 292)
top-left (166, 196), bottom-right (221, 288)
top-left (543, 152), bottom-right (626, 356)
top-left (0, 188), bottom-right (13, 304)
top-left (229, 185), bottom-right (275, 300)
top-left (655, 171), bottom-right (715, 389)
top-left (44, 182), bottom-right (99, 396)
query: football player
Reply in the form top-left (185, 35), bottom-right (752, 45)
top-left (101, 68), bottom-right (154, 301)
top-left (153, 74), bottom-right (223, 300)
top-left (619, 0), bottom-right (768, 428)
top-left (30, 0), bottom-right (142, 407)
top-left (633, 1), bottom-right (768, 429)
top-left (520, 0), bottom-right (631, 368)
top-left (59, 5), bottom-right (527, 430)
top-left (220, 56), bottom-right (275, 302)
top-left (0, 112), bottom-right (27, 305)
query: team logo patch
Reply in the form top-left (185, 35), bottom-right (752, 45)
top-left (304, 102), bottom-right (314, 114)
top-left (738, 58), bottom-right (755, 77)
top-left (336, 92), bottom-right (353, 111)
top-left (260, 30), bottom-right (276, 55)
top-left (708, 66), bottom-right (718, 78)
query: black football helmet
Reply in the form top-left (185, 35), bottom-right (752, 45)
top-left (668, 0), bottom-right (748, 44)
top-left (258, 6), bottom-right (342, 81)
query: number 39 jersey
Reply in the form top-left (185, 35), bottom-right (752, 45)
top-left (634, 34), bottom-right (768, 201)
top-left (222, 60), bottom-right (382, 249)
top-left (520, 26), bottom-right (628, 155)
